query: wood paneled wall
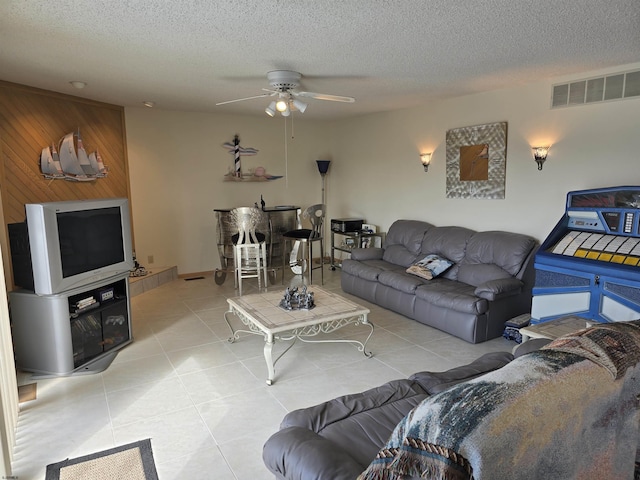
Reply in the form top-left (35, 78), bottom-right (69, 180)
top-left (0, 81), bottom-right (130, 222)
top-left (0, 81), bottom-right (131, 289)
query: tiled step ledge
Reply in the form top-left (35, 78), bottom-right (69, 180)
top-left (128, 266), bottom-right (178, 297)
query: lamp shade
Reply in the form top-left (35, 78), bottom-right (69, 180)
top-left (292, 99), bottom-right (307, 113)
top-left (265, 101), bottom-right (276, 117)
top-left (316, 160), bottom-right (331, 174)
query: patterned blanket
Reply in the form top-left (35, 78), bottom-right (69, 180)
top-left (541, 320), bottom-right (640, 379)
top-left (359, 320), bottom-right (640, 480)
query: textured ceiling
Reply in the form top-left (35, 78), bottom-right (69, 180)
top-left (1, 1), bottom-right (639, 119)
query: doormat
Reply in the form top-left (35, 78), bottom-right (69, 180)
top-left (45, 439), bottom-right (159, 480)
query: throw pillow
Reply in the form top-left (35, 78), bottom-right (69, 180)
top-left (406, 254), bottom-right (454, 280)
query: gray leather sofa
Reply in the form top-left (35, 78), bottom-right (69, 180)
top-left (262, 349), bottom-right (523, 480)
top-left (263, 331), bottom-right (640, 480)
top-left (341, 220), bottom-right (538, 343)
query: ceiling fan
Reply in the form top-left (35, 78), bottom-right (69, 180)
top-left (216, 70), bottom-right (355, 116)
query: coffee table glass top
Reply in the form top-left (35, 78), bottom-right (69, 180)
top-left (226, 286), bottom-right (370, 333)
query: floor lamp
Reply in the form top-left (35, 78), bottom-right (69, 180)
top-left (316, 160), bottom-right (330, 205)
top-left (316, 160), bottom-right (331, 264)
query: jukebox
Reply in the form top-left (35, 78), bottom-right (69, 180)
top-left (532, 186), bottom-right (640, 324)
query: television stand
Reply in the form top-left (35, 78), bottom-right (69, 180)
top-left (29, 351), bottom-right (119, 379)
top-left (9, 272), bottom-right (132, 377)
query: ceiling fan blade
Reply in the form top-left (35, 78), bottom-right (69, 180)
top-left (296, 91), bottom-right (355, 103)
top-left (216, 93), bottom-right (272, 106)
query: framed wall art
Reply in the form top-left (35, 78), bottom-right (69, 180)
top-left (445, 122), bottom-right (507, 199)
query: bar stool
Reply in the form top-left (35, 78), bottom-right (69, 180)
top-left (230, 207), bottom-right (268, 295)
top-left (281, 204), bottom-right (326, 285)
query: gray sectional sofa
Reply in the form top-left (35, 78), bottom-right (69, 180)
top-left (263, 349), bottom-right (518, 480)
top-left (341, 220), bottom-right (538, 343)
top-left (263, 322), bottom-right (640, 480)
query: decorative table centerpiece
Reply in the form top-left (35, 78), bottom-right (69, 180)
top-left (279, 286), bottom-right (315, 311)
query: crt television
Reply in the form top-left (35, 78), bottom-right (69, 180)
top-left (8, 198), bottom-right (134, 295)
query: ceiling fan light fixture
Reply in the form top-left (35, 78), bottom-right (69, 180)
top-left (217, 71), bottom-right (355, 114)
top-left (265, 101), bottom-right (276, 117)
top-left (275, 98), bottom-right (288, 112)
top-left (292, 99), bottom-right (307, 113)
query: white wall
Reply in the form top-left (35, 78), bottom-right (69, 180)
top-left (125, 62), bottom-right (640, 275)
top-left (125, 109), bottom-right (334, 274)
top-left (331, 62), bottom-right (640, 242)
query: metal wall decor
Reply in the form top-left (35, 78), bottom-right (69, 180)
top-left (445, 122), bottom-right (507, 199)
top-left (40, 130), bottom-right (108, 182)
top-left (221, 134), bottom-right (282, 182)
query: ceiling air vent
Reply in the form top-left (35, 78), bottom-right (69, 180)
top-left (551, 69), bottom-right (640, 108)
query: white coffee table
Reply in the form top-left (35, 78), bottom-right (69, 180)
top-left (224, 287), bottom-right (373, 385)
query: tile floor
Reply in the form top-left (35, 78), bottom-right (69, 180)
top-left (11, 268), bottom-right (515, 479)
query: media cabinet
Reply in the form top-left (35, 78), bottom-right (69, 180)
top-left (9, 272), bottom-right (132, 377)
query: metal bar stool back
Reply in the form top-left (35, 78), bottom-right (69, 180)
top-left (281, 204), bottom-right (326, 285)
top-left (230, 207), bottom-right (269, 295)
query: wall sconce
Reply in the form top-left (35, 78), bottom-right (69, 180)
top-left (420, 153), bottom-right (432, 172)
top-left (532, 146), bottom-right (550, 170)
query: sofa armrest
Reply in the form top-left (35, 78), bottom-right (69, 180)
top-left (263, 426), bottom-right (364, 480)
top-left (474, 277), bottom-right (523, 300)
top-left (409, 351), bottom-right (513, 395)
top-left (350, 247), bottom-right (384, 261)
top-left (280, 379), bottom-right (426, 431)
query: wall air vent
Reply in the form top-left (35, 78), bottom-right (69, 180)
top-left (551, 69), bottom-right (640, 108)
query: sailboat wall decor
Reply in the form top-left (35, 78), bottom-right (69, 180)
top-left (40, 130), bottom-right (108, 181)
top-left (40, 144), bottom-right (65, 179)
